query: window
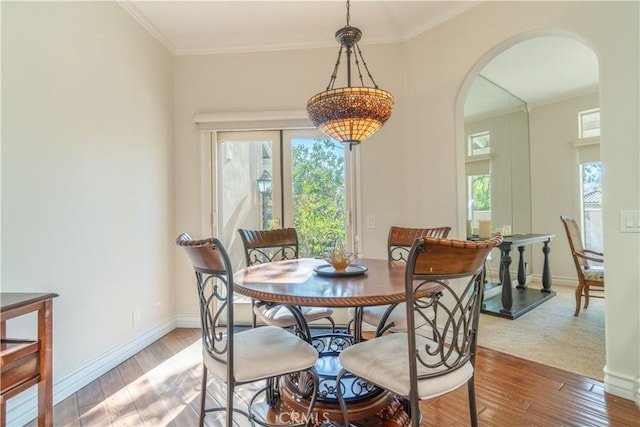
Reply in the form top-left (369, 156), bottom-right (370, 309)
top-left (215, 129), bottom-right (353, 265)
top-left (576, 108), bottom-right (603, 253)
top-left (580, 162), bottom-right (603, 253)
top-left (468, 131), bottom-right (491, 156)
top-left (290, 134), bottom-right (346, 257)
top-left (467, 174), bottom-right (491, 234)
top-left (579, 109), bottom-right (600, 139)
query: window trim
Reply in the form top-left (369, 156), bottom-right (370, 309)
top-left (572, 136), bottom-right (600, 148)
top-left (578, 108), bottom-right (600, 139)
top-left (468, 131), bottom-right (491, 157)
top-left (194, 110), bottom-right (310, 131)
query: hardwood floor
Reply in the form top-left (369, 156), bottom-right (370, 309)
top-left (32, 328), bottom-right (639, 427)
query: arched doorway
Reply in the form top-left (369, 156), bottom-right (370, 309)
top-left (456, 34), bottom-right (603, 380)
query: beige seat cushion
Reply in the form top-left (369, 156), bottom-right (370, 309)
top-left (359, 303), bottom-right (434, 332)
top-left (584, 267), bottom-right (604, 281)
top-left (338, 332), bottom-right (473, 398)
top-left (255, 304), bottom-right (333, 328)
top-left (204, 325), bottom-right (318, 383)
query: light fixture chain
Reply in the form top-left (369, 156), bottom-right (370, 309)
top-left (355, 43), bottom-right (380, 89)
top-left (353, 44), bottom-right (366, 87)
top-left (327, 45), bottom-right (344, 91)
top-left (345, 0), bottom-right (350, 26)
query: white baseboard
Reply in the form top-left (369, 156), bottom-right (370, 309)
top-left (539, 274), bottom-right (577, 287)
top-left (603, 365), bottom-right (638, 401)
top-left (176, 313), bottom-right (201, 328)
top-left (6, 317), bottom-right (177, 427)
top-left (552, 284), bottom-right (640, 403)
top-left (484, 270), bottom-right (578, 288)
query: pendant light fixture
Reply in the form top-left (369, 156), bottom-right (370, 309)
top-left (306, 0), bottom-right (394, 150)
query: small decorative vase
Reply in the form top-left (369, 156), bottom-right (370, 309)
top-left (328, 240), bottom-right (352, 271)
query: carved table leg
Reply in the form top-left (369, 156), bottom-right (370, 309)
top-left (500, 246), bottom-right (513, 313)
top-left (541, 239), bottom-right (552, 292)
top-left (516, 245), bottom-right (527, 289)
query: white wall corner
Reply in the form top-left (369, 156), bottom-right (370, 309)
top-left (603, 365), bottom-right (638, 401)
top-left (176, 313), bottom-right (202, 328)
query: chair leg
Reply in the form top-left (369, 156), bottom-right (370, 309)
top-left (584, 286), bottom-right (591, 309)
top-left (199, 365), bottom-right (207, 427)
top-left (351, 307), bottom-right (363, 343)
top-left (467, 377), bottom-right (478, 427)
top-left (302, 370), bottom-right (319, 427)
top-left (410, 396), bottom-right (420, 427)
top-left (251, 298), bottom-right (257, 328)
top-left (346, 316), bottom-right (354, 336)
top-left (326, 315), bottom-right (336, 334)
top-left (574, 284), bottom-right (584, 316)
top-left (336, 369), bottom-right (351, 426)
top-left (226, 379), bottom-right (234, 427)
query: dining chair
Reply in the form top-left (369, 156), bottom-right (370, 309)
top-left (560, 215), bottom-right (605, 316)
top-left (351, 226), bottom-right (451, 340)
top-left (238, 228), bottom-right (336, 331)
top-left (336, 235), bottom-right (502, 427)
top-left (176, 233), bottom-right (319, 427)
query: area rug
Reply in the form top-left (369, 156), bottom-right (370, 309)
top-left (477, 284), bottom-right (605, 381)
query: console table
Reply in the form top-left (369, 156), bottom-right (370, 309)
top-left (1, 292), bottom-right (58, 427)
top-left (480, 234), bottom-right (555, 319)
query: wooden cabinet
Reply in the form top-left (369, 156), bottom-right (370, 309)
top-left (1, 293), bottom-right (58, 427)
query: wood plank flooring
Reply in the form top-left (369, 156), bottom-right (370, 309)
top-left (31, 328), bottom-right (640, 427)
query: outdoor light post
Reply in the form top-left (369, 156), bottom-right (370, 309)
top-left (256, 170), bottom-right (272, 229)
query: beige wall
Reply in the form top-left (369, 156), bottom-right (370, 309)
top-left (1, 2), bottom-right (175, 423)
top-left (530, 93), bottom-right (601, 281)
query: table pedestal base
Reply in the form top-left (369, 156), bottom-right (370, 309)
top-left (482, 288), bottom-right (556, 320)
top-left (277, 385), bottom-right (409, 426)
top-left (270, 338), bottom-right (411, 427)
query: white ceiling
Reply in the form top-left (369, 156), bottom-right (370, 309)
top-left (480, 36), bottom-right (599, 107)
top-left (121, 1), bottom-right (479, 54)
top-left (120, 1), bottom-right (599, 108)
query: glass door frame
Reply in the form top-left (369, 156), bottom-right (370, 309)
top-left (209, 128), bottom-right (360, 256)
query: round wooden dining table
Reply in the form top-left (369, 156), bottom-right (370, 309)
top-left (233, 257), bottom-right (411, 307)
top-left (233, 257), bottom-right (434, 426)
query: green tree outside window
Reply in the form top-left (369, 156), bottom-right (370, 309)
top-left (472, 175), bottom-right (491, 211)
top-left (291, 138), bottom-right (346, 257)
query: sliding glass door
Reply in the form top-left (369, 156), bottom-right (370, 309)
top-left (215, 129), bottom-right (353, 267)
top-left (285, 129), bottom-right (347, 257)
top-left (215, 131), bottom-right (280, 268)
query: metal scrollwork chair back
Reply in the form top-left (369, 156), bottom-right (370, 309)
top-left (560, 215), bottom-right (604, 316)
top-left (337, 235), bottom-right (503, 427)
top-left (238, 228), bottom-right (335, 331)
top-left (238, 228), bottom-right (300, 265)
top-left (353, 225), bottom-right (452, 340)
top-left (176, 233), bottom-right (318, 427)
top-left (387, 226), bottom-right (452, 261)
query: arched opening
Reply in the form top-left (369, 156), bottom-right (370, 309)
top-left (456, 34), bottom-right (603, 380)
